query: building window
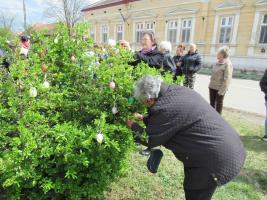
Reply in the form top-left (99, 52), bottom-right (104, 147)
top-left (181, 19), bottom-right (192, 43)
top-left (90, 26), bottom-right (95, 40)
top-left (167, 20), bottom-right (178, 44)
top-left (145, 22), bottom-right (154, 32)
top-left (259, 14), bottom-right (267, 44)
top-left (135, 22), bottom-right (154, 43)
top-left (136, 23), bottom-right (144, 43)
top-left (101, 25), bottom-right (108, 43)
top-left (116, 24), bottom-right (123, 41)
top-left (219, 16), bottom-right (234, 44)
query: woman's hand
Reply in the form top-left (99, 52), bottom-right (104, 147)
top-left (133, 113), bottom-right (144, 121)
top-left (119, 40), bottom-right (131, 50)
top-left (126, 119), bottom-right (136, 128)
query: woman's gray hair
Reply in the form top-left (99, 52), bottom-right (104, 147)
top-left (217, 46), bottom-right (230, 59)
top-left (159, 41), bottom-right (172, 53)
top-left (133, 75), bottom-right (162, 103)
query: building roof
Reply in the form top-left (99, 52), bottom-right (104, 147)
top-left (81, 0), bottom-right (140, 12)
top-left (31, 23), bottom-right (56, 31)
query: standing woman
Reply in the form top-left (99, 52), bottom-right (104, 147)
top-left (158, 41), bottom-right (176, 75)
top-left (209, 46), bottom-right (233, 114)
top-left (120, 32), bottom-right (163, 69)
top-left (173, 44), bottom-right (185, 80)
top-left (180, 43), bottom-right (202, 89)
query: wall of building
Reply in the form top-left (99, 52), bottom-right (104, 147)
top-left (84, 0), bottom-right (267, 71)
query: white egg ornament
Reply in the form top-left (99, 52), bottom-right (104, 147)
top-left (108, 39), bottom-right (116, 47)
top-left (54, 38), bottom-right (58, 44)
top-left (43, 81), bottom-right (50, 88)
top-left (71, 55), bottom-right (76, 62)
top-left (29, 87), bottom-right (37, 98)
top-left (96, 133), bottom-right (104, 144)
top-left (112, 106), bottom-right (118, 115)
top-left (109, 81), bottom-right (116, 90)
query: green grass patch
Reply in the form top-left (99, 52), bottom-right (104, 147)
top-left (104, 112), bottom-right (267, 200)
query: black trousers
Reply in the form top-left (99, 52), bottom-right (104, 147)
top-left (184, 73), bottom-right (196, 89)
top-left (183, 167), bottom-right (217, 200)
top-left (209, 88), bottom-right (225, 114)
top-left (184, 186), bottom-right (217, 200)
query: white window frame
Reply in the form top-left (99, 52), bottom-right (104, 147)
top-left (115, 24), bottom-right (124, 41)
top-left (135, 21), bottom-right (155, 43)
top-left (259, 14), bottom-right (267, 44)
top-left (219, 16), bottom-right (234, 44)
top-left (167, 20), bottom-right (178, 44)
top-left (101, 25), bottom-right (108, 43)
top-left (181, 18), bottom-right (192, 44)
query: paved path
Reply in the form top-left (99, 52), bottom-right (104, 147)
top-left (194, 74), bottom-right (265, 116)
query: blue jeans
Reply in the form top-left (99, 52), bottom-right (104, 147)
top-left (265, 101), bottom-right (267, 137)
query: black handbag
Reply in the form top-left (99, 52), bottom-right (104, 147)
top-left (147, 149), bottom-right (163, 173)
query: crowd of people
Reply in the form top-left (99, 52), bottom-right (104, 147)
top-left (121, 31), bottom-right (233, 115)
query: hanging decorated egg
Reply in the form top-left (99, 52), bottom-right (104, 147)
top-left (71, 55), bottom-right (76, 62)
top-left (29, 87), bottom-right (37, 97)
top-left (96, 132), bottom-right (104, 144)
top-left (108, 39), bottom-right (116, 47)
top-left (54, 38), bottom-right (58, 44)
top-left (43, 81), bottom-right (50, 88)
top-left (41, 64), bottom-right (48, 73)
top-left (109, 81), bottom-right (116, 90)
top-left (112, 106), bottom-right (118, 114)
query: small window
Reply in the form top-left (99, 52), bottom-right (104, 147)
top-left (167, 20), bottom-right (178, 44)
top-left (259, 14), bottom-right (267, 44)
top-left (219, 16), bottom-right (234, 44)
top-left (135, 22), bottom-right (144, 43)
top-left (181, 18), bottom-right (192, 43)
top-left (90, 26), bottom-right (95, 40)
top-left (101, 25), bottom-right (108, 43)
top-left (116, 24), bottom-right (123, 41)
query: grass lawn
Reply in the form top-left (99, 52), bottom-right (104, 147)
top-left (104, 111), bottom-right (267, 200)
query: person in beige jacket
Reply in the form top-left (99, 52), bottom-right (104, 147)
top-left (209, 46), bottom-right (233, 114)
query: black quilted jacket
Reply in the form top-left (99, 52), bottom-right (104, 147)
top-left (132, 83), bottom-right (246, 187)
top-left (130, 47), bottom-right (163, 69)
top-left (260, 69), bottom-right (267, 101)
top-left (180, 52), bottom-right (202, 74)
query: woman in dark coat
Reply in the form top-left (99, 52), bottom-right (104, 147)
top-left (127, 75), bottom-right (246, 200)
top-left (180, 43), bottom-right (202, 89)
top-left (173, 44), bottom-right (185, 80)
top-left (260, 69), bottom-right (267, 141)
top-left (158, 41), bottom-right (176, 76)
top-left (120, 32), bottom-right (163, 69)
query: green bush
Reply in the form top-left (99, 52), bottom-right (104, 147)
top-left (0, 23), bottom-right (183, 199)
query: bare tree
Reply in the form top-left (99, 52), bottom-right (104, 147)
top-left (45, 0), bottom-right (86, 30)
top-left (0, 12), bottom-right (15, 30)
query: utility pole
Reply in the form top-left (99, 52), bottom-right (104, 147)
top-left (23, 0), bottom-right (27, 30)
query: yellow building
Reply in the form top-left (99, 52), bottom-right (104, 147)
top-left (82, 0), bottom-right (267, 70)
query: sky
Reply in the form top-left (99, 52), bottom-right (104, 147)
top-left (0, 0), bottom-right (101, 32)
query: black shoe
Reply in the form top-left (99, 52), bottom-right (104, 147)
top-left (139, 147), bottom-right (151, 156)
top-left (263, 135), bottom-right (267, 141)
top-left (147, 149), bottom-right (163, 174)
